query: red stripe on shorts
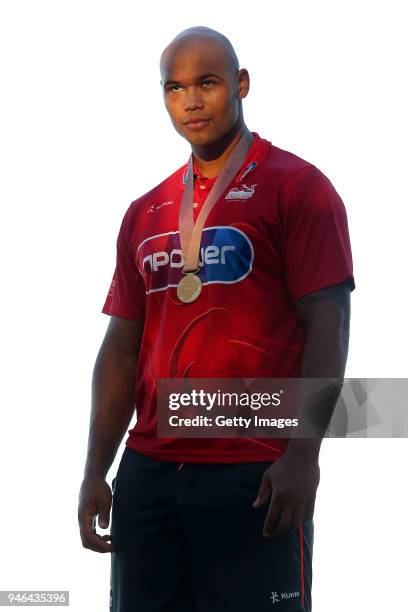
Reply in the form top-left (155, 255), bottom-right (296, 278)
top-left (299, 523), bottom-right (305, 607)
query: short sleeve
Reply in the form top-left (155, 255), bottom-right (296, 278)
top-left (280, 165), bottom-right (355, 302)
top-left (101, 208), bottom-right (146, 320)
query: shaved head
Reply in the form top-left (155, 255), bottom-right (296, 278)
top-left (160, 26), bottom-right (239, 77)
top-left (159, 26), bottom-right (249, 153)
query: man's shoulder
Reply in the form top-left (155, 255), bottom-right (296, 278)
top-left (124, 163), bottom-right (186, 221)
top-left (264, 142), bottom-right (320, 184)
top-left (262, 141), bottom-right (344, 214)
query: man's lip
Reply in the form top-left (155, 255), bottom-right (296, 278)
top-left (184, 118), bottom-right (211, 125)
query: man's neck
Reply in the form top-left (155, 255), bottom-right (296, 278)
top-left (191, 122), bottom-right (250, 179)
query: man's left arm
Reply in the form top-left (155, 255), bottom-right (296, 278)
top-left (252, 280), bottom-right (351, 537)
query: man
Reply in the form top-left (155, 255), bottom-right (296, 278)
top-left (78, 26), bottom-right (355, 612)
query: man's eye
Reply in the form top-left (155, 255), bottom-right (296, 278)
top-left (170, 85), bottom-right (182, 92)
top-left (202, 80), bottom-right (215, 87)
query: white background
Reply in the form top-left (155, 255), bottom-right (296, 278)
top-left (1, 1), bottom-right (407, 610)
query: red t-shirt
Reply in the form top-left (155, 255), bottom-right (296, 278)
top-left (102, 132), bottom-right (355, 463)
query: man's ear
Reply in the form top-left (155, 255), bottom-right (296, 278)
top-left (237, 68), bottom-right (250, 100)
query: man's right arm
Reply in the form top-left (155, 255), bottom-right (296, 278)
top-left (78, 315), bottom-right (144, 553)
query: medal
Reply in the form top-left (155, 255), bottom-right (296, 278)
top-left (177, 127), bottom-right (254, 304)
top-left (177, 272), bottom-right (202, 303)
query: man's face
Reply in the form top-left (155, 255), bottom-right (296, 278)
top-left (160, 38), bottom-right (249, 147)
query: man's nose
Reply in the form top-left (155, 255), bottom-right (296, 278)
top-left (184, 87), bottom-right (204, 111)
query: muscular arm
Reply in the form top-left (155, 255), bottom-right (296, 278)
top-left (285, 280), bottom-right (351, 458)
top-left (83, 316), bottom-right (144, 479)
top-left (78, 315), bottom-right (144, 553)
top-left (253, 280), bottom-right (352, 536)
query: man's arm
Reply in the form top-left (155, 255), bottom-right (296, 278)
top-left (78, 315), bottom-right (144, 553)
top-left (252, 281), bottom-right (351, 537)
top-left (285, 279), bottom-right (351, 455)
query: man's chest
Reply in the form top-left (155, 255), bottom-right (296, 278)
top-left (133, 179), bottom-right (280, 295)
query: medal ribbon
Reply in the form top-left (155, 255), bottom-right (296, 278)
top-left (179, 127), bottom-right (254, 273)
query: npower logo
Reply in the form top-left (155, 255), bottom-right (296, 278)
top-left (137, 226), bottom-right (254, 294)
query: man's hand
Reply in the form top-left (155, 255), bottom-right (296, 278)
top-left (252, 451), bottom-right (320, 538)
top-left (78, 477), bottom-right (115, 553)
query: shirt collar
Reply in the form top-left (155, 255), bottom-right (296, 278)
top-left (180, 132), bottom-right (271, 189)
top-left (193, 160), bottom-right (216, 183)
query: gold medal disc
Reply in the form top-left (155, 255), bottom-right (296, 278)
top-left (177, 273), bottom-right (202, 303)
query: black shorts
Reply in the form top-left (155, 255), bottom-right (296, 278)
top-left (110, 447), bottom-right (313, 612)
